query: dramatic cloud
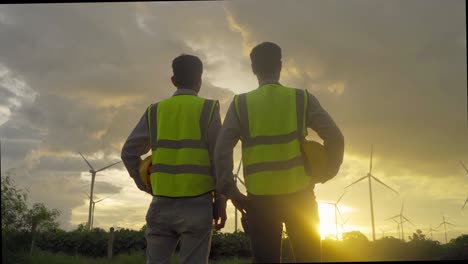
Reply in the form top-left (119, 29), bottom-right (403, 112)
top-left (0, 2), bottom-right (235, 229)
top-left (225, 0), bottom-right (467, 179)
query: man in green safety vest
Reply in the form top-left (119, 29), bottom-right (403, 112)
top-left (215, 42), bottom-right (344, 262)
top-left (121, 54), bottom-right (227, 264)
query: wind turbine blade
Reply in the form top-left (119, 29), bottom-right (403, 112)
top-left (237, 176), bottom-right (246, 187)
top-left (79, 152), bottom-right (95, 171)
top-left (386, 215), bottom-right (400, 221)
top-left (344, 175), bottom-right (368, 189)
top-left (369, 144), bottom-right (373, 174)
top-left (343, 217), bottom-right (350, 224)
top-left (436, 222), bottom-right (444, 229)
top-left (402, 216), bottom-right (416, 227)
top-left (401, 200), bottom-right (405, 214)
top-left (83, 192), bottom-right (90, 199)
top-left (336, 190), bottom-right (347, 204)
top-left (96, 160), bottom-right (122, 172)
top-left (235, 159), bottom-right (242, 176)
top-left (95, 198), bottom-right (106, 203)
top-left (445, 222), bottom-right (456, 226)
top-left (371, 175), bottom-right (398, 194)
top-left (460, 160), bottom-right (468, 174)
top-left (462, 197), bottom-right (468, 210)
top-left (336, 206), bottom-right (343, 220)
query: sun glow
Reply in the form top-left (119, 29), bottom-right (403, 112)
top-left (318, 203), bottom-right (341, 240)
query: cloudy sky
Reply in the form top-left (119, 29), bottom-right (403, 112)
top-left (0, 0), bottom-right (466, 243)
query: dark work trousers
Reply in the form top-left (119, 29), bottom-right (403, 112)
top-left (246, 186), bottom-right (321, 263)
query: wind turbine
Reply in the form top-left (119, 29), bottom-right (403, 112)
top-left (386, 200), bottom-right (415, 241)
top-left (340, 216), bottom-right (350, 235)
top-left (84, 192), bottom-right (107, 229)
top-left (323, 191), bottom-right (347, 240)
top-left (390, 218), bottom-right (401, 240)
top-left (79, 152), bottom-right (121, 230)
top-left (233, 159), bottom-right (245, 232)
top-left (344, 144), bottom-right (398, 241)
top-left (460, 161), bottom-right (468, 210)
top-left (379, 227), bottom-right (393, 239)
top-left (426, 225), bottom-right (438, 241)
top-left (437, 214), bottom-right (455, 244)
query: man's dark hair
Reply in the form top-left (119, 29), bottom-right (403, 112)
top-left (172, 54), bottom-right (203, 88)
top-left (250, 42), bottom-right (282, 78)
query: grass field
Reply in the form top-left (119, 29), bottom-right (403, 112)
top-left (8, 250), bottom-right (251, 264)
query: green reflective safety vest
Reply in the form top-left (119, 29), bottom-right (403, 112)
top-left (235, 84), bottom-right (310, 195)
top-left (147, 95), bottom-right (218, 197)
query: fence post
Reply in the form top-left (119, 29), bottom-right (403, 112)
top-left (108, 227), bottom-right (114, 260)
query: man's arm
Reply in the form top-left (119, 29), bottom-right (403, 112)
top-left (121, 110), bottom-right (152, 194)
top-left (306, 92), bottom-right (345, 183)
top-left (214, 100), bottom-right (242, 199)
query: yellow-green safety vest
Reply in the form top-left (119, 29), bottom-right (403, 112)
top-left (235, 84), bottom-right (310, 195)
top-left (147, 95), bottom-right (218, 197)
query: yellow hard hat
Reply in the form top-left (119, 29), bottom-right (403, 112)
top-left (139, 156), bottom-right (152, 189)
top-left (302, 140), bottom-right (328, 180)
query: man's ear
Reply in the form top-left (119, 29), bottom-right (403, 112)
top-left (171, 76), bottom-right (177, 87)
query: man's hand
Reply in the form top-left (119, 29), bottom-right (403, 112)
top-left (230, 190), bottom-right (250, 215)
top-left (213, 194), bottom-right (227, 230)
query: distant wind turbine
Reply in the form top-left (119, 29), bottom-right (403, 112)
top-left (386, 200), bottom-right (415, 242)
top-left (79, 152), bottom-right (121, 230)
top-left (390, 218), bottom-right (401, 240)
top-left (340, 216), bottom-right (350, 234)
top-left (379, 227), bottom-right (393, 239)
top-left (344, 144), bottom-right (398, 241)
top-left (323, 191), bottom-right (347, 240)
top-left (460, 161), bottom-right (468, 210)
top-left (426, 225), bottom-right (438, 241)
top-left (84, 192), bottom-right (107, 229)
top-left (437, 214), bottom-right (455, 244)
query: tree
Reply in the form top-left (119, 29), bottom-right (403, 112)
top-left (409, 229), bottom-right (426, 241)
top-left (25, 203), bottom-right (61, 256)
top-left (1, 172), bottom-right (28, 231)
top-left (1, 172), bottom-right (61, 257)
top-left (343, 231), bottom-right (369, 242)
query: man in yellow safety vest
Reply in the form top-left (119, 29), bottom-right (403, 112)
top-left (215, 42), bottom-right (344, 262)
top-left (121, 54), bottom-right (227, 264)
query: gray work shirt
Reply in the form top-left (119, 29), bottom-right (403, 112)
top-left (214, 82), bottom-right (345, 198)
top-left (121, 89), bottom-right (222, 195)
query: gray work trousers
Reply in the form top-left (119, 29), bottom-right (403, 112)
top-left (145, 193), bottom-right (213, 264)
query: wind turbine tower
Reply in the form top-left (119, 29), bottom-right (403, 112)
top-left (390, 218), bottom-right (401, 240)
top-left (344, 144), bottom-right (398, 241)
top-left (460, 161), bottom-right (468, 210)
top-left (426, 225), bottom-right (438, 241)
top-left (437, 214), bottom-right (455, 244)
top-left (84, 193), bottom-right (107, 229)
top-left (79, 152), bottom-right (121, 230)
top-left (387, 200), bottom-right (415, 242)
top-left (323, 191), bottom-right (347, 240)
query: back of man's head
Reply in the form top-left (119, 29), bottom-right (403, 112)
top-left (172, 54), bottom-right (203, 89)
top-left (250, 42), bottom-right (282, 79)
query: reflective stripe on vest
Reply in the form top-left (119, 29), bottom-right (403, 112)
top-left (235, 84), bottom-right (310, 195)
top-left (147, 95), bottom-right (217, 197)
